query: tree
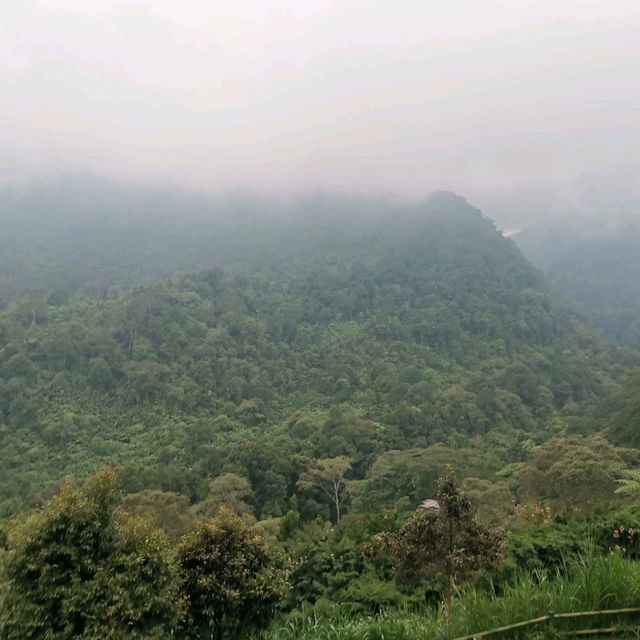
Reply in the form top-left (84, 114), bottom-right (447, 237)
top-left (0, 466), bottom-right (181, 639)
top-left (120, 489), bottom-right (196, 542)
top-left (462, 477), bottom-right (515, 527)
top-left (360, 445), bottom-right (499, 511)
top-left (193, 472), bottom-right (254, 518)
top-left (608, 371), bottom-right (640, 446)
top-left (386, 470), bottom-right (505, 636)
top-left (298, 456), bottom-right (352, 524)
top-left (519, 436), bottom-right (630, 509)
top-left (177, 507), bottom-right (288, 639)
top-left (87, 356), bottom-right (113, 389)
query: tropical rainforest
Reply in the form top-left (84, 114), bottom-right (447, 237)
top-left (1, 179), bottom-right (640, 639)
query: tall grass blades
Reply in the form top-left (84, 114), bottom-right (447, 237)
top-left (259, 550), bottom-right (640, 640)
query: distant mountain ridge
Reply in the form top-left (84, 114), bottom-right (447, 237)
top-left (515, 217), bottom-right (640, 348)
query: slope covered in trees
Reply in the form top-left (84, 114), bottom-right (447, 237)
top-left (513, 215), bottom-right (640, 349)
top-left (0, 177), bottom-right (398, 302)
top-left (0, 189), bottom-right (631, 517)
top-left (475, 179), bottom-right (640, 348)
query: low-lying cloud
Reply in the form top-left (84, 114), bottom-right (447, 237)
top-left (1, 1), bottom-right (639, 195)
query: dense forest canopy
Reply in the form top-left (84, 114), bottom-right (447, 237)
top-left (4, 176), bottom-right (638, 351)
top-left (0, 186), bottom-right (634, 518)
top-left (3, 0), bottom-right (639, 634)
top-left (0, 177), bottom-right (404, 301)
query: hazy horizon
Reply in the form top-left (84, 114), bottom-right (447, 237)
top-left (2, 1), bottom-right (639, 198)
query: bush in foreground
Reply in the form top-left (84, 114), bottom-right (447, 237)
top-left (177, 507), bottom-right (289, 639)
top-left (0, 467), bottom-right (181, 639)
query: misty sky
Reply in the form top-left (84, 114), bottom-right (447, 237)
top-left (1, 1), bottom-right (639, 195)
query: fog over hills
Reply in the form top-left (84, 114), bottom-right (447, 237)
top-left (2, 173), bottom-right (638, 349)
top-left (2, 2), bottom-right (640, 194)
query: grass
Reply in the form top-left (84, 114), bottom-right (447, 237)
top-left (258, 551), bottom-right (640, 640)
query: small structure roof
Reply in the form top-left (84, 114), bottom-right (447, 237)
top-left (418, 498), bottom-right (440, 513)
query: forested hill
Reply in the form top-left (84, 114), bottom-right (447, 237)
top-left (0, 177), bottom-right (401, 301)
top-left (0, 189), bottom-right (630, 516)
top-left (515, 218), bottom-right (640, 348)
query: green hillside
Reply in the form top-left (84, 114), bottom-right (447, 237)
top-left (0, 191), bottom-right (629, 516)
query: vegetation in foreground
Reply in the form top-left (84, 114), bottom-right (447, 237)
top-left (261, 548), bottom-right (640, 640)
top-left (3, 466), bottom-right (640, 639)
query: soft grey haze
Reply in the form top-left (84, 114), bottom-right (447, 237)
top-left (2, 0), bottom-right (639, 196)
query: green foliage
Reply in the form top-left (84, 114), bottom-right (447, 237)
top-left (0, 467), bottom-right (181, 639)
top-left (615, 468), bottom-right (640, 495)
top-left (359, 445), bottom-right (501, 512)
top-left (388, 471), bottom-right (505, 587)
top-left (462, 477), bottom-right (515, 527)
top-left (1, 185), bottom-right (639, 638)
top-left (261, 551), bottom-right (640, 640)
top-left (518, 435), bottom-right (634, 509)
top-left (509, 521), bottom-right (592, 573)
top-left (607, 370), bottom-right (640, 446)
top-left (177, 507), bottom-right (289, 638)
top-left (282, 512), bottom-right (402, 615)
top-left (278, 510), bottom-right (301, 541)
top-left (451, 550), bottom-right (640, 639)
top-left (195, 473), bottom-right (255, 518)
top-left (509, 500), bottom-right (640, 571)
top-left (120, 489), bottom-right (196, 542)
top-left (0, 192), bottom-right (626, 516)
top-left (298, 456), bottom-right (352, 524)
top-left (517, 217), bottom-right (640, 348)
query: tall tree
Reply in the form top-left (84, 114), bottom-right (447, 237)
top-left (387, 469), bottom-right (505, 636)
top-left (298, 456), bottom-right (352, 524)
top-left (194, 472), bottom-right (254, 518)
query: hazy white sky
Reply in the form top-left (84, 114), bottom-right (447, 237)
top-left (1, 0), bottom-right (639, 194)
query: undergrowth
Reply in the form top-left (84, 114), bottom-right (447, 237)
top-left (259, 550), bottom-right (640, 640)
